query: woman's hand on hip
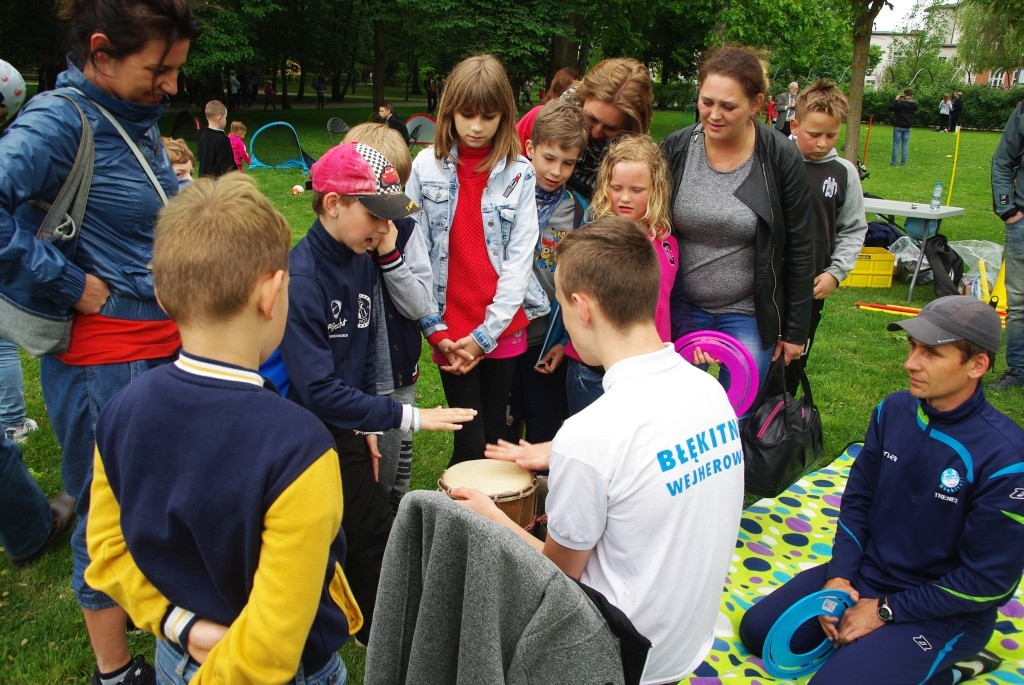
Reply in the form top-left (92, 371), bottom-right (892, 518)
top-left (74, 274), bottom-right (110, 315)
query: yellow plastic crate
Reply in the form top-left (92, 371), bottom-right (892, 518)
top-left (839, 247), bottom-right (895, 288)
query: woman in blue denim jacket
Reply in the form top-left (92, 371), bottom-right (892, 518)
top-left (0, 1), bottom-right (200, 681)
top-left (406, 54), bottom-right (548, 465)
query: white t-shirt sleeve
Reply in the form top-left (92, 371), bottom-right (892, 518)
top-left (546, 446), bottom-right (609, 551)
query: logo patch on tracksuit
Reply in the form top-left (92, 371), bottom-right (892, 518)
top-left (914, 635), bottom-right (932, 651)
top-left (939, 468), bottom-right (963, 494)
top-left (821, 176), bottom-right (839, 199)
top-left (357, 293), bottom-right (371, 328)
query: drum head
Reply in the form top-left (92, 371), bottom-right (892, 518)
top-left (439, 460), bottom-right (535, 500)
top-left (675, 330), bottom-right (760, 416)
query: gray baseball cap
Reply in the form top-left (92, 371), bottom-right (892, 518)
top-left (887, 295), bottom-right (1002, 355)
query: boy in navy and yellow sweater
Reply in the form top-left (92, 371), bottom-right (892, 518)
top-left (86, 174), bottom-right (362, 684)
top-left (279, 142), bottom-right (476, 643)
top-left (506, 100), bottom-right (590, 443)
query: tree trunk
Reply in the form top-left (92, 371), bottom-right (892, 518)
top-left (280, 55), bottom-right (291, 110)
top-left (411, 55), bottom-right (421, 96)
top-left (331, 68), bottom-right (341, 102)
top-left (844, 0), bottom-right (888, 165)
top-left (372, 19), bottom-right (385, 108)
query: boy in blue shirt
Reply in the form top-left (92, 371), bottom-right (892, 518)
top-left (506, 100), bottom-right (590, 443)
top-left (280, 142), bottom-right (476, 643)
top-left (86, 174), bottom-right (362, 683)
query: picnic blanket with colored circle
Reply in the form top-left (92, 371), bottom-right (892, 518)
top-left (682, 443), bottom-right (1024, 684)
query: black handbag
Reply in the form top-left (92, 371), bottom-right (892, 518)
top-left (741, 358), bottom-right (824, 498)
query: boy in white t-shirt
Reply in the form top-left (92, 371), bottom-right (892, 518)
top-left (455, 216), bottom-right (744, 685)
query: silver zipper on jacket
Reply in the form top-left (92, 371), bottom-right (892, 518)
top-left (760, 160), bottom-right (783, 342)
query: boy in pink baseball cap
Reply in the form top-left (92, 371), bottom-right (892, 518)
top-left (280, 142), bottom-right (476, 643)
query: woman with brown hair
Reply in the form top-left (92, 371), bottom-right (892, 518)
top-left (661, 45), bottom-right (814, 422)
top-left (516, 57), bottom-right (654, 199)
top-left (0, 1), bottom-right (200, 681)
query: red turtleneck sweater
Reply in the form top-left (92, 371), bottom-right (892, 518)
top-left (432, 144), bottom-right (528, 361)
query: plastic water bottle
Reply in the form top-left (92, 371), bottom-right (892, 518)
top-left (930, 181), bottom-right (943, 211)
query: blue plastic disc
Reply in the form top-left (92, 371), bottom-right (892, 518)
top-left (762, 589), bottom-right (854, 678)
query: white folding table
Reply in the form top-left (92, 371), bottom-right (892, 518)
top-left (862, 198), bottom-right (965, 302)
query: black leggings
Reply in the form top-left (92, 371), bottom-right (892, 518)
top-left (331, 430), bottom-right (393, 645)
top-left (439, 356), bottom-right (517, 465)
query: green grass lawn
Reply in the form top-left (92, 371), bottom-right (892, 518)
top-left (1, 108), bottom-right (1021, 684)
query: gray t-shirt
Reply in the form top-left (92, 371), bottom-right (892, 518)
top-left (673, 135), bottom-right (758, 315)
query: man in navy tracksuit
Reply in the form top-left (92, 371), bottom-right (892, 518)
top-left (740, 296), bottom-right (1024, 684)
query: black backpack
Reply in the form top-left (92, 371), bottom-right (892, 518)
top-left (864, 220), bottom-right (903, 248)
top-left (923, 234), bottom-right (964, 297)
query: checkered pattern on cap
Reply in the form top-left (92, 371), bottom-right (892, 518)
top-left (352, 142), bottom-right (402, 196)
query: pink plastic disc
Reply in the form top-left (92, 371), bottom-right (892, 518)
top-left (675, 330), bottom-right (760, 416)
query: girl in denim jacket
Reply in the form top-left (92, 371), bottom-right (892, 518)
top-left (406, 54), bottom-right (548, 465)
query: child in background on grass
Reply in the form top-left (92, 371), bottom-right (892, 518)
top-left (86, 174), bottom-right (362, 684)
top-left (505, 99), bottom-right (589, 444)
top-left (278, 142), bottom-right (476, 644)
top-left (787, 80), bottom-right (867, 390)
top-left (228, 121), bottom-right (251, 172)
top-left (405, 54), bottom-right (547, 465)
top-left (162, 137), bottom-right (194, 188)
top-left (342, 122), bottom-right (435, 513)
top-left (564, 133), bottom-right (679, 413)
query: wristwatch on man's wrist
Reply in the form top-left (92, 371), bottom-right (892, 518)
top-left (877, 597), bottom-right (894, 623)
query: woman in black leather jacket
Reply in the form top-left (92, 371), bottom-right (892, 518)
top-left (661, 45), bottom-right (813, 420)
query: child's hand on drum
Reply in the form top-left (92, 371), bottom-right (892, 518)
top-left (419, 406), bottom-right (477, 431)
top-left (483, 439), bottom-right (552, 471)
top-left (451, 487), bottom-right (503, 522)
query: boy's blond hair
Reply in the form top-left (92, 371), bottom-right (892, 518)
top-left (204, 99), bottom-right (227, 120)
top-left (162, 137), bottom-right (194, 165)
top-left (153, 174), bottom-right (290, 326)
top-left (434, 54), bottom-right (520, 172)
top-left (530, 100), bottom-right (588, 154)
top-left (343, 122), bottom-right (412, 185)
top-left (589, 134), bottom-right (671, 239)
top-left (230, 120), bottom-right (247, 135)
top-left (554, 216), bottom-right (659, 330)
top-left (794, 79), bottom-right (847, 123)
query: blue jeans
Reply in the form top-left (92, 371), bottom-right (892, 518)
top-left (891, 127), bottom-right (911, 165)
top-left (507, 344), bottom-right (569, 441)
top-left (689, 307), bottom-right (775, 423)
top-left (0, 339), bottom-right (27, 428)
top-left (1004, 215), bottom-right (1024, 370)
top-left (40, 354), bottom-right (174, 609)
top-left (0, 435), bottom-right (50, 561)
top-left (155, 641), bottom-right (347, 685)
top-left (566, 358), bottom-right (605, 416)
